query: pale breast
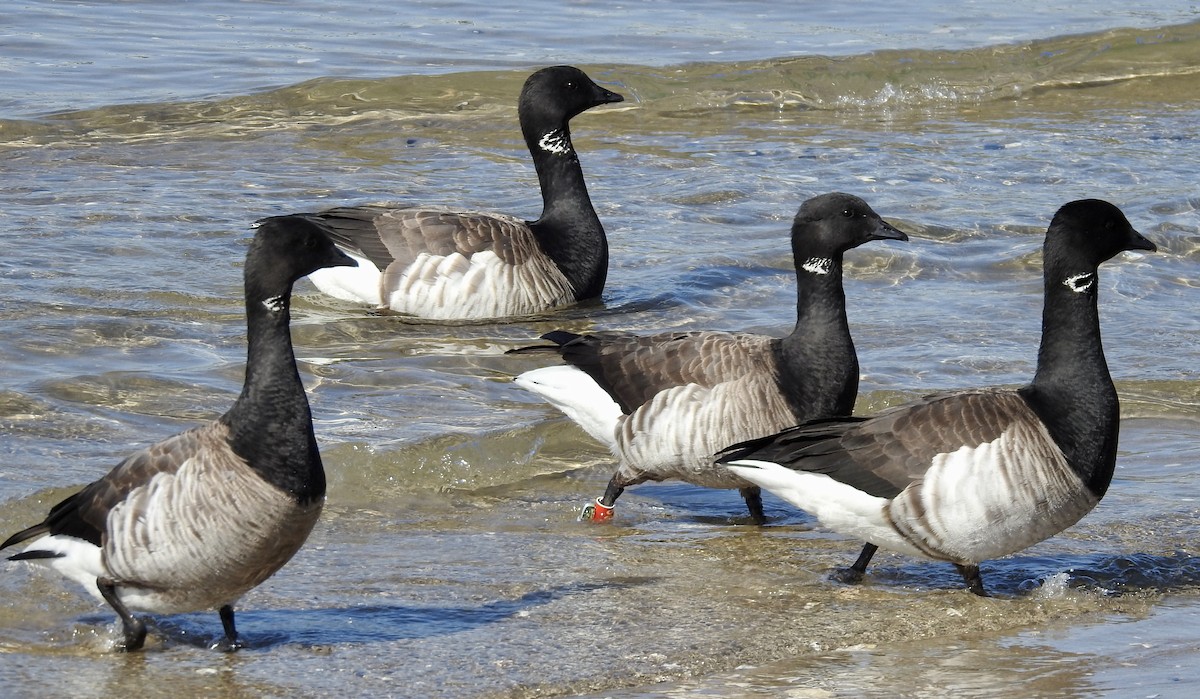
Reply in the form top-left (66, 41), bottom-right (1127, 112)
top-left (886, 417), bottom-right (1100, 564)
top-left (102, 452), bottom-right (323, 614)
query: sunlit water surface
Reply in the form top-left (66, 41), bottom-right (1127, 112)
top-left (1, 2), bottom-right (1198, 697)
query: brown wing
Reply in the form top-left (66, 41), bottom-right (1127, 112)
top-left (301, 205), bottom-right (540, 270)
top-left (719, 389), bottom-right (1031, 499)
top-left (529, 330), bottom-right (776, 414)
top-left (1, 423), bottom-right (223, 550)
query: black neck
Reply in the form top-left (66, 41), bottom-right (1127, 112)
top-left (1019, 264), bottom-right (1119, 497)
top-left (773, 257), bottom-right (858, 421)
top-left (220, 285), bottom-right (326, 504)
top-left (524, 124), bottom-right (608, 299)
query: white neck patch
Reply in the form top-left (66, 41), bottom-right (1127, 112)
top-left (538, 129), bottom-right (572, 155)
top-left (1063, 272), bottom-right (1095, 294)
top-left (802, 257), bottom-right (833, 275)
top-left (262, 295), bottom-right (287, 312)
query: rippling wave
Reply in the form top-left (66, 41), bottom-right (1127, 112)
top-left (2, 21), bottom-right (1198, 148)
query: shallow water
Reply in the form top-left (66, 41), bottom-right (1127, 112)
top-left (1, 2), bottom-right (1199, 697)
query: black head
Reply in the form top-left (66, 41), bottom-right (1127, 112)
top-left (519, 66), bottom-right (624, 132)
top-left (1045, 199), bottom-right (1157, 268)
top-left (791, 192), bottom-right (908, 260)
top-left (248, 216), bottom-right (358, 292)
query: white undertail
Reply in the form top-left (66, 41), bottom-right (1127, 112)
top-left (514, 365), bottom-right (622, 447)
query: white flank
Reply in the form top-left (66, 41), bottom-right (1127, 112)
top-left (385, 249), bottom-right (572, 320)
top-left (306, 249), bottom-right (382, 305)
top-left (617, 383), bottom-right (720, 483)
top-left (887, 422), bottom-right (1096, 563)
top-left (613, 374), bottom-right (797, 489)
top-left (514, 366), bottom-right (622, 447)
top-left (725, 460), bottom-right (923, 557)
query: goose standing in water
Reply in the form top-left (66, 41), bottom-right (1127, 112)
top-left (2, 216), bottom-right (356, 650)
top-left (720, 199), bottom-right (1156, 595)
top-left (511, 193), bottom-right (907, 522)
top-left (271, 65), bottom-right (624, 320)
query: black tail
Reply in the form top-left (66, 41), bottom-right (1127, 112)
top-left (1, 522), bottom-right (50, 553)
top-left (9, 549), bottom-right (64, 562)
top-left (505, 330), bottom-right (584, 355)
top-left (716, 416), bottom-right (867, 463)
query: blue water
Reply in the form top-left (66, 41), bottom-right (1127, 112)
top-left (2, 0), bottom-right (1196, 116)
top-left (1, 2), bottom-right (1199, 698)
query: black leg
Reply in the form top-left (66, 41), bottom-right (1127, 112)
top-left (96, 579), bottom-right (147, 652)
top-left (598, 478), bottom-right (625, 508)
top-left (212, 605), bottom-right (244, 652)
top-left (739, 486), bottom-right (767, 525)
top-left (830, 543), bottom-right (879, 584)
top-left (955, 563), bottom-right (989, 597)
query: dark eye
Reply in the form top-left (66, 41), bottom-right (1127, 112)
top-left (565, 81), bottom-right (576, 90)
top-left (841, 209), bottom-right (855, 218)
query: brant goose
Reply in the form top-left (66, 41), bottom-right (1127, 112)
top-left (719, 199), bottom-right (1156, 595)
top-left (510, 193), bottom-right (907, 522)
top-left (2, 216), bottom-right (356, 651)
top-left (274, 65), bottom-right (624, 320)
